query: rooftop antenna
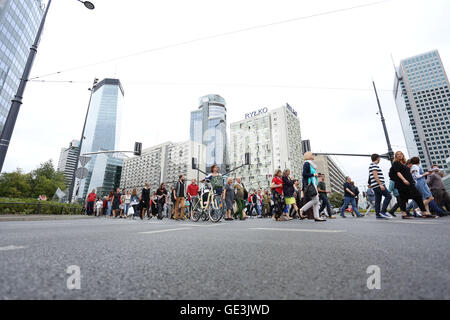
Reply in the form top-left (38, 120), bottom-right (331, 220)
top-left (391, 53), bottom-right (401, 80)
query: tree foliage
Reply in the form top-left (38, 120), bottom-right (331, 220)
top-left (0, 160), bottom-right (66, 199)
top-left (328, 192), bottom-right (344, 208)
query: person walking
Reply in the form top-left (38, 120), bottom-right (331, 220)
top-left (388, 180), bottom-right (400, 216)
top-left (106, 191), bottom-right (113, 217)
top-left (255, 189), bottom-right (263, 218)
top-left (428, 165), bottom-right (450, 213)
top-left (300, 152), bottom-right (326, 222)
top-left (271, 169), bottom-right (286, 221)
top-left (95, 197), bottom-right (103, 216)
top-left (140, 183), bottom-right (151, 219)
top-left (234, 177), bottom-right (246, 220)
top-left (369, 153), bottom-right (393, 219)
top-left (123, 190), bottom-right (131, 217)
top-left (86, 189), bottom-right (96, 216)
top-left (282, 169), bottom-right (295, 221)
top-left (340, 177), bottom-right (364, 218)
top-left (223, 177), bottom-right (236, 220)
top-left (111, 188), bottom-right (122, 218)
top-left (365, 186), bottom-right (376, 215)
top-left (130, 189), bottom-right (140, 219)
top-left (187, 178), bottom-right (200, 216)
top-left (156, 183), bottom-right (168, 218)
top-left (262, 189), bottom-right (271, 217)
top-left (388, 151), bottom-right (429, 219)
top-left (317, 174), bottom-right (335, 219)
top-left (174, 175), bottom-right (187, 220)
top-left (409, 157), bottom-right (440, 218)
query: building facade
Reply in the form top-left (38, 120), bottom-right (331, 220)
top-left (314, 155), bottom-right (347, 194)
top-left (229, 104), bottom-right (303, 191)
top-left (190, 94), bottom-right (228, 172)
top-left (0, 0), bottom-right (44, 133)
top-left (120, 141), bottom-right (206, 193)
top-left (84, 152), bottom-right (124, 198)
top-left (75, 78), bottom-right (125, 201)
top-left (57, 139), bottom-right (79, 189)
top-left (394, 50), bottom-right (450, 171)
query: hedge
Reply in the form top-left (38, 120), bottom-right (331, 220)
top-left (0, 198), bottom-right (83, 215)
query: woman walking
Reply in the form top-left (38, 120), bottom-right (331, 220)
top-left (262, 190), bottom-right (271, 217)
top-left (282, 169), bottom-right (296, 220)
top-left (223, 177), bottom-right (236, 221)
top-left (271, 169), bottom-right (285, 221)
top-left (130, 188), bottom-right (139, 219)
top-left (300, 152), bottom-right (326, 222)
top-left (106, 191), bottom-right (113, 217)
top-left (388, 151), bottom-right (430, 219)
top-left (123, 190), bottom-right (131, 217)
top-left (410, 157), bottom-right (440, 217)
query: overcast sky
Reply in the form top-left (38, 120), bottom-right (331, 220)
top-left (3, 0), bottom-right (450, 190)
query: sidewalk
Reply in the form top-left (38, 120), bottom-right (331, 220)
top-left (0, 214), bottom-right (96, 222)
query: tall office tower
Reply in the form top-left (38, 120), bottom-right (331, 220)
top-left (120, 141), bottom-right (206, 192)
top-left (75, 78), bottom-right (125, 201)
top-left (394, 50), bottom-right (450, 170)
top-left (314, 155), bottom-right (347, 194)
top-left (190, 94), bottom-right (228, 172)
top-left (229, 104), bottom-right (303, 191)
top-left (57, 140), bottom-right (80, 189)
top-left (0, 0), bottom-right (44, 133)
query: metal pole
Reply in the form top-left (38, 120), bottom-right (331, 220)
top-left (0, 0), bottom-right (52, 172)
top-left (68, 78), bottom-right (98, 202)
top-left (373, 81), bottom-right (394, 163)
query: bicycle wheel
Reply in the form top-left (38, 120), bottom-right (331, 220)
top-left (191, 207), bottom-right (202, 222)
top-left (201, 211), bottom-right (209, 221)
top-left (208, 195), bottom-right (224, 223)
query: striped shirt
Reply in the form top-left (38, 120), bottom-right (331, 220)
top-left (368, 162), bottom-right (385, 189)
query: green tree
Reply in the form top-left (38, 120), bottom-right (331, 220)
top-left (0, 169), bottom-right (32, 198)
top-left (29, 160), bottom-right (66, 198)
top-left (328, 192), bottom-right (344, 208)
top-left (0, 160), bottom-right (66, 199)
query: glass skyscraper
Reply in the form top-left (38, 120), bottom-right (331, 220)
top-left (190, 94), bottom-right (228, 172)
top-left (394, 50), bottom-right (450, 170)
top-left (0, 0), bottom-right (44, 133)
top-left (76, 78), bottom-right (125, 200)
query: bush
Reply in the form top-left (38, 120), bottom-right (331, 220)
top-left (0, 198), bottom-right (83, 215)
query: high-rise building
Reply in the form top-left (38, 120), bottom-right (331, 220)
top-left (120, 141), bottom-right (206, 192)
top-left (314, 155), bottom-right (347, 194)
top-left (57, 140), bottom-right (80, 189)
top-left (190, 94), bottom-right (228, 172)
top-left (75, 78), bottom-right (125, 201)
top-left (0, 0), bottom-right (44, 133)
top-left (229, 104), bottom-right (303, 191)
top-left (394, 50), bottom-right (450, 171)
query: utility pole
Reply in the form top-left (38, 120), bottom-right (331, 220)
top-left (68, 78), bottom-right (99, 202)
top-left (373, 81), bottom-right (394, 163)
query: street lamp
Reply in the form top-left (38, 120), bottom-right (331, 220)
top-left (214, 119), bottom-right (225, 165)
top-left (77, 0), bottom-right (95, 9)
top-left (0, 0), bottom-right (95, 173)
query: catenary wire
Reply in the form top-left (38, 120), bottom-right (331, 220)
top-left (29, 0), bottom-right (394, 80)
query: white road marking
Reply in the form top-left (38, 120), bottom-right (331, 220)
top-left (250, 227), bottom-right (346, 233)
top-left (139, 227), bottom-right (192, 234)
top-left (391, 221), bottom-right (439, 225)
top-left (181, 223), bottom-right (226, 228)
top-left (0, 245), bottom-right (27, 251)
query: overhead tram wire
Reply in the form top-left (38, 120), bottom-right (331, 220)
top-left (28, 79), bottom-right (395, 94)
top-left (29, 0), bottom-right (394, 81)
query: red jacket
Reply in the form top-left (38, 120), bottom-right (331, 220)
top-left (187, 184), bottom-right (199, 198)
top-left (87, 192), bottom-right (96, 202)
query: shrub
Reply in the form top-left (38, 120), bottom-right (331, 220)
top-left (0, 198), bottom-right (83, 215)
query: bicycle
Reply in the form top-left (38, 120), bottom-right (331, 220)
top-left (190, 182), bottom-right (224, 223)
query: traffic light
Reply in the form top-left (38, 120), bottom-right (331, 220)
top-left (192, 157), bottom-right (198, 170)
top-left (134, 142), bottom-right (142, 156)
top-left (245, 152), bottom-right (250, 165)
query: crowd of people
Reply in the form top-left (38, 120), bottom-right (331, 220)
top-left (83, 151), bottom-right (450, 222)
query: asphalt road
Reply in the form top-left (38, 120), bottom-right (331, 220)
top-left (1, 214), bottom-right (449, 300)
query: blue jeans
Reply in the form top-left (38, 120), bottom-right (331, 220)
top-left (124, 203), bottom-right (130, 215)
top-left (340, 197), bottom-right (361, 217)
top-left (373, 186), bottom-right (392, 215)
top-left (256, 204), bottom-right (262, 216)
